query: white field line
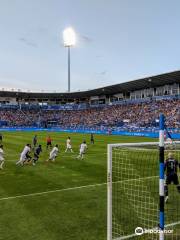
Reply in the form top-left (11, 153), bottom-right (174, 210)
top-left (0, 182), bottom-right (107, 201)
top-left (166, 221), bottom-right (180, 228)
top-left (115, 221), bottom-right (180, 240)
top-left (0, 175), bottom-right (158, 201)
top-left (115, 233), bottom-right (136, 240)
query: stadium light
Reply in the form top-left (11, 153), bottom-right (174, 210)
top-left (63, 27), bottom-right (76, 47)
top-left (63, 27), bottom-right (76, 92)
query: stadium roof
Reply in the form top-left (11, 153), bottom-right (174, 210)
top-left (0, 70), bottom-right (180, 100)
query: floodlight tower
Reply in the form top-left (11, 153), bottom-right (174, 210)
top-left (63, 27), bottom-right (76, 92)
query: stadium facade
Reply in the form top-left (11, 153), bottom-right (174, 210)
top-left (0, 70), bottom-right (179, 106)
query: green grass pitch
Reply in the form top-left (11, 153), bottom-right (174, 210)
top-left (0, 132), bottom-right (179, 240)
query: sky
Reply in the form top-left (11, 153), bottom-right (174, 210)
top-left (0, 0), bottom-right (180, 92)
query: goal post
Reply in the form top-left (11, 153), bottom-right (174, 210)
top-left (159, 113), bottom-right (165, 240)
top-left (107, 144), bottom-right (112, 240)
top-left (107, 115), bottom-right (180, 240)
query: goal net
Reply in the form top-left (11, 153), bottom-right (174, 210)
top-left (107, 141), bottom-right (180, 240)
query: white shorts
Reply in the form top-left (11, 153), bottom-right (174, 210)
top-left (0, 157), bottom-right (4, 162)
top-left (80, 150), bottom-right (85, 155)
top-left (49, 154), bottom-right (57, 160)
top-left (67, 144), bottom-right (72, 149)
top-left (20, 154), bottom-right (26, 162)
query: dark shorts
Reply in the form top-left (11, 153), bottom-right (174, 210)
top-left (47, 142), bottom-right (52, 146)
top-left (34, 153), bottom-right (39, 161)
top-left (166, 174), bottom-right (179, 185)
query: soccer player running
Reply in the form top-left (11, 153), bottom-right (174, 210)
top-left (0, 145), bottom-right (5, 170)
top-left (65, 137), bottom-right (73, 153)
top-left (77, 141), bottom-right (87, 160)
top-left (32, 144), bottom-right (42, 166)
top-left (46, 135), bottom-right (52, 150)
top-left (46, 144), bottom-right (59, 162)
top-left (164, 152), bottom-right (180, 203)
top-left (32, 135), bottom-right (38, 149)
top-left (90, 133), bottom-right (94, 144)
top-left (0, 133), bottom-right (3, 144)
top-left (16, 144), bottom-right (31, 166)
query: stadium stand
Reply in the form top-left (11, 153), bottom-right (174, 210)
top-left (0, 70), bottom-right (179, 131)
top-left (0, 98), bottom-right (179, 130)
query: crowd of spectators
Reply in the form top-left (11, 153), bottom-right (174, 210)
top-left (0, 99), bottom-right (179, 129)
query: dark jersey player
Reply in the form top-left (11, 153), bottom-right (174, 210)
top-left (90, 133), bottom-right (94, 144)
top-left (32, 145), bottom-right (42, 166)
top-left (0, 133), bottom-right (3, 143)
top-left (164, 152), bottom-right (180, 203)
top-left (32, 135), bottom-right (38, 148)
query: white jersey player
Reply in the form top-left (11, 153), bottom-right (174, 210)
top-left (0, 145), bottom-right (5, 169)
top-left (77, 141), bottom-right (87, 160)
top-left (16, 144), bottom-right (31, 166)
top-left (47, 144), bottom-right (59, 162)
top-left (65, 137), bottom-right (73, 153)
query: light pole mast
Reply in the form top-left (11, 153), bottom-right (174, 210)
top-left (63, 27), bottom-right (76, 93)
top-left (68, 46), bottom-right (70, 92)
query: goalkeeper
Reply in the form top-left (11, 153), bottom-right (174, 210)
top-left (164, 152), bottom-right (180, 203)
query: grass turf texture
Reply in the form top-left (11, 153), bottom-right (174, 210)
top-left (0, 132), bottom-right (179, 240)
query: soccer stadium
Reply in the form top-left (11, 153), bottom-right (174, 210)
top-left (0, 1), bottom-right (180, 240)
top-left (0, 70), bottom-right (179, 240)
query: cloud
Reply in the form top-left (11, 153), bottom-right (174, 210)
top-left (80, 35), bottom-right (93, 43)
top-left (100, 71), bottom-right (107, 75)
top-left (19, 38), bottom-right (38, 48)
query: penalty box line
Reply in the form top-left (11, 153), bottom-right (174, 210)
top-left (0, 175), bottom-right (158, 201)
top-left (0, 182), bottom-right (107, 202)
top-left (115, 221), bottom-right (180, 240)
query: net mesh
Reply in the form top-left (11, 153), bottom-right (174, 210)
top-left (110, 142), bottom-right (180, 240)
